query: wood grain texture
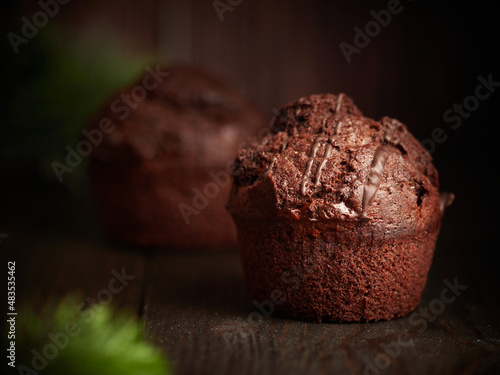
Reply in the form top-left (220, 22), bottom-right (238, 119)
top-left (143, 252), bottom-right (500, 375)
top-left (4, 213), bottom-right (500, 374)
top-left (9, 235), bottom-right (145, 314)
top-left (4, 187), bottom-right (497, 374)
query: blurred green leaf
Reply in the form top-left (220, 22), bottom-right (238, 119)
top-left (2, 26), bottom-right (152, 189)
top-left (13, 295), bottom-right (171, 375)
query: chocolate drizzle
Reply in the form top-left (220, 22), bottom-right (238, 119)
top-left (335, 119), bottom-right (343, 135)
top-left (315, 141), bottom-right (333, 186)
top-left (302, 107), bottom-right (346, 193)
top-left (335, 93), bottom-right (344, 113)
top-left (301, 136), bottom-right (324, 195)
top-left (382, 117), bottom-right (407, 147)
top-left (439, 192), bottom-right (455, 214)
top-left (360, 146), bottom-right (391, 219)
top-left (357, 118), bottom-right (410, 219)
top-left (297, 94), bottom-right (351, 195)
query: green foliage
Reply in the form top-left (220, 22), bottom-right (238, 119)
top-left (14, 296), bottom-right (171, 375)
top-left (2, 27), bottom-right (150, 187)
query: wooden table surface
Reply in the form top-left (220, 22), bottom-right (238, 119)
top-left (2, 192), bottom-right (500, 375)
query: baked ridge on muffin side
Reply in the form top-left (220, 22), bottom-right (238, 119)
top-left (227, 93), bottom-right (453, 322)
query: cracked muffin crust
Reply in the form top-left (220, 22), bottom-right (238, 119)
top-left (228, 93), bottom-right (451, 322)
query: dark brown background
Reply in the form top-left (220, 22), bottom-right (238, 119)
top-left (1, 0), bottom-right (500, 374)
top-left (2, 0), bottom-right (498, 241)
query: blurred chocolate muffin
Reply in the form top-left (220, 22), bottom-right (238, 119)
top-left (228, 93), bottom-right (452, 322)
top-left (87, 64), bottom-right (265, 250)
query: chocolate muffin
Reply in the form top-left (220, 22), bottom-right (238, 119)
top-left (228, 93), bottom-right (452, 322)
top-left (87, 64), bottom-right (265, 250)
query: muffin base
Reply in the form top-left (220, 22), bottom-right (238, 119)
top-left (236, 218), bottom-right (441, 322)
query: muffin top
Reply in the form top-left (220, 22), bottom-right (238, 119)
top-left (87, 64), bottom-right (264, 168)
top-left (229, 93), bottom-right (442, 234)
